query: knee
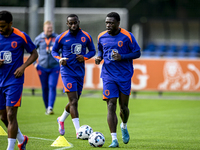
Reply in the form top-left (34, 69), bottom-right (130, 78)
top-left (42, 85), bottom-right (48, 90)
top-left (49, 84), bottom-right (56, 90)
top-left (120, 105), bottom-right (128, 113)
top-left (70, 98), bottom-right (78, 107)
top-left (107, 102), bottom-right (116, 111)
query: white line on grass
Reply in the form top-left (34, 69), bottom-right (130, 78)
top-left (29, 136), bottom-right (54, 141)
top-left (29, 136), bottom-right (73, 149)
top-left (54, 147), bottom-right (72, 150)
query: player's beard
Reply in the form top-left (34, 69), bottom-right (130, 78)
top-left (0, 28), bottom-right (12, 37)
top-left (70, 27), bottom-right (80, 35)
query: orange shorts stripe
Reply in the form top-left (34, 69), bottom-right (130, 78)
top-left (62, 80), bottom-right (70, 92)
top-left (14, 94), bottom-right (22, 107)
top-left (103, 95), bottom-right (108, 100)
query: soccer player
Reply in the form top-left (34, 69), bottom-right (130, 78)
top-left (95, 12), bottom-right (141, 147)
top-left (51, 14), bottom-right (96, 138)
top-left (34, 21), bottom-right (60, 115)
top-left (0, 11), bottom-right (38, 150)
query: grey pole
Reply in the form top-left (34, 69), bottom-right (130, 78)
top-left (29, 0), bottom-right (38, 40)
top-left (44, 0), bottom-right (55, 30)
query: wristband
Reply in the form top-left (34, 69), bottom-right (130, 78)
top-left (59, 58), bottom-right (67, 63)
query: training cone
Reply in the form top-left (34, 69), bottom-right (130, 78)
top-left (0, 126), bottom-right (7, 136)
top-left (51, 136), bottom-right (71, 147)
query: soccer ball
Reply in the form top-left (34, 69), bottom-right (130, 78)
top-left (88, 132), bottom-right (105, 147)
top-left (77, 125), bottom-right (93, 140)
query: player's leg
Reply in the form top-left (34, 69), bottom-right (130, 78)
top-left (57, 91), bottom-right (80, 135)
top-left (70, 77), bottom-right (84, 139)
top-left (0, 88), bottom-right (8, 127)
top-left (6, 85), bottom-right (19, 149)
top-left (66, 91), bottom-right (80, 136)
top-left (102, 79), bottom-right (119, 147)
top-left (118, 80), bottom-right (131, 144)
top-left (58, 92), bottom-right (80, 137)
top-left (61, 86), bottom-right (81, 114)
top-left (0, 108), bottom-right (27, 150)
top-left (0, 109), bottom-right (8, 126)
top-left (66, 91), bottom-right (79, 118)
top-left (119, 92), bottom-right (130, 141)
top-left (119, 92), bottom-right (130, 125)
top-left (107, 98), bottom-right (118, 133)
top-left (57, 76), bottom-right (81, 137)
top-left (57, 102), bottom-right (70, 135)
top-left (37, 65), bottom-right (49, 110)
top-left (106, 97), bottom-right (119, 147)
top-left (0, 107), bottom-right (20, 150)
top-left (6, 106), bottom-right (18, 150)
top-left (5, 84), bottom-right (28, 150)
top-left (68, 77), bottom-right (83, 138)
top-left (57, 95), bottom-right (71, 135)
top-left (47, 66), bottom-right (60, 114)
top-left (17, 128), bottom-right (28, 149)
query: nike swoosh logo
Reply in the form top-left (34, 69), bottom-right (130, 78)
top-left (65, 40), bottom-right (70, 42)
top-left (11, 101), bottom-right (16, 103)
top-left (103, 43), bottom-right (107, 45)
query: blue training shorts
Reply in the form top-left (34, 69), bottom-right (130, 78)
top-left (102, 79), bottom-right (131, 100)
top-left (0, 84), bottom-right (23, 110)
top-left (61, 76), bottom-right (84, 96)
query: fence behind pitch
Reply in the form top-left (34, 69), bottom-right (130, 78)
top-left (0, 6), bottom-right (128, 47)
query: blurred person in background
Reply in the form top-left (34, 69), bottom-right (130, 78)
top-left (0, 10), bottom-right (38, 150)
top-left (95, 12), bottom-right (141, 148)
top-left (34, 21), bottom-right (60, 115)
top-left (52, 14), bottom-right (96, 138)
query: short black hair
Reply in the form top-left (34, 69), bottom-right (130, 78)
top-left (107, 12), bottom-right (120, 22)
top-left (67, 14), bottom-right (79, 20)
top-left (0, 10), bottom-right (13, 23)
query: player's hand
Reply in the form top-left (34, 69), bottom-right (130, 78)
top-left (59, 58), bottom-right (68, 66)
top-left (14, 65), bottom-right (25, 78)
top-left (0, 59), bottom-right (4, 67)
top-left (95, 57), bottom-right (102, 65)
top-left (76, 55), bottom-right (84, 62)
top-left (112, 50), bottom-right (121, 61)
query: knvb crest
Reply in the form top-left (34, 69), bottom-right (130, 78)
top-left (71, 43), bottom-right (82, 54)
top-left (0, 51), bottom-right (12, 64)
top-left (11, 41), bottom-right (17, 48)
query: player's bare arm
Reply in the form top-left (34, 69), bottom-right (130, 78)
top-left (95, 57), bottom-right (102, 65)
top-left (76, 55), bottom-right (84, 62)
top-left (14, 49), bottom-right (38, 78)
top-left (0, 59), bottom-right (4, 67)
top-left (112, 51), bottom-right (121, 61)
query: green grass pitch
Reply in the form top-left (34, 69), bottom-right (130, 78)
top-left (0, 90), bottom-right (200, 150)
